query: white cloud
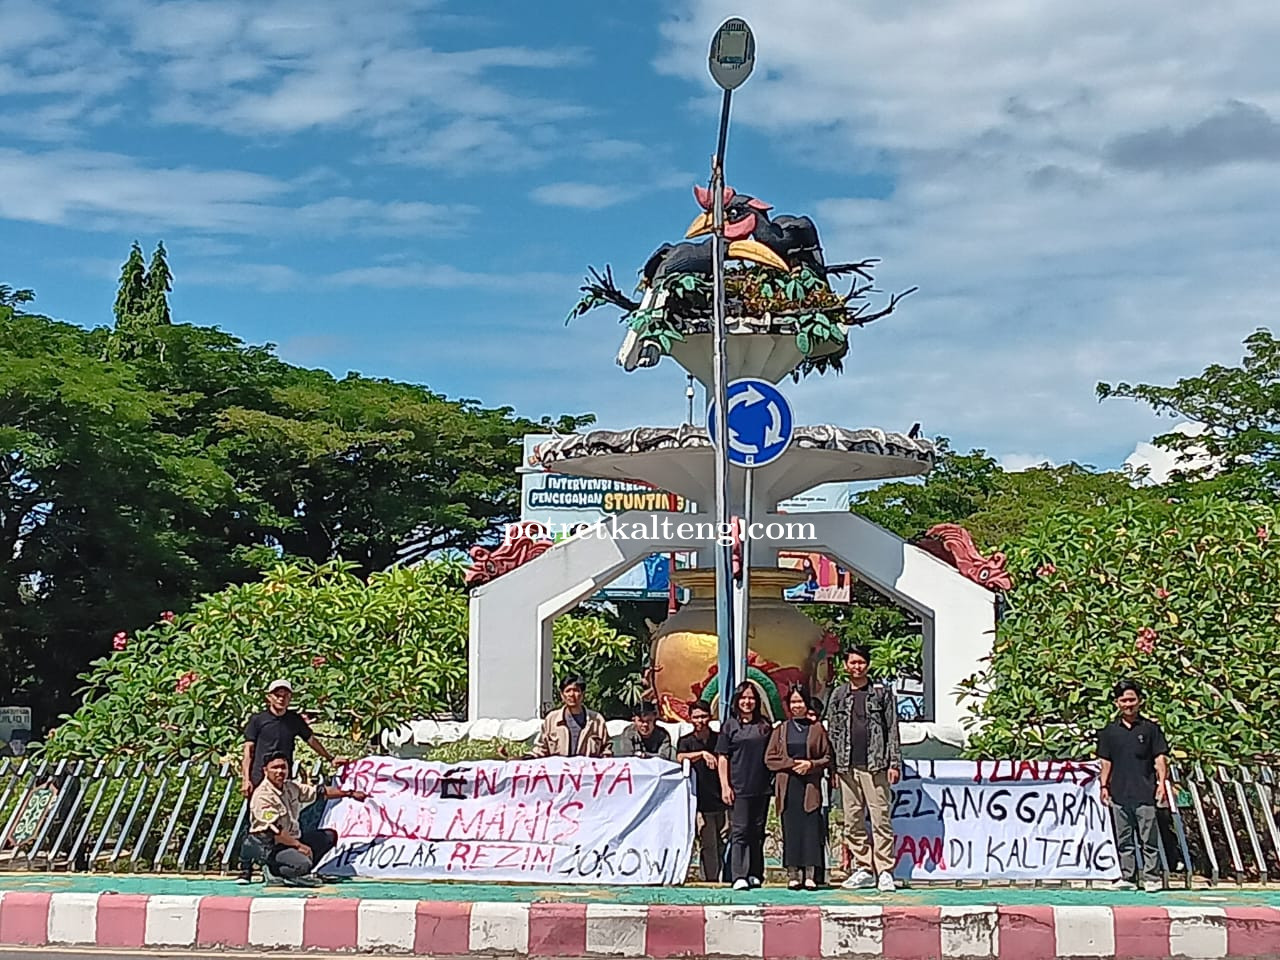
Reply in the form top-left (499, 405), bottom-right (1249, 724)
top-left (530, 182), bottom-right (625, 210)
top-left (1, 0), bottom-right (588, 173)
top-left (323, 262), bottom-right (572, 293)
top-left (997, 453), bottom-right (1057, 473)
top-left (1123, 422), bottom-right (1218, 484)
top-left (654, 1), bottom-right (1280, 466)
top-left (0, 148), bottom-right (473, 237)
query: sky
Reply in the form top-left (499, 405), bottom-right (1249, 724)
top-left (3, 0), bottom-right (1279, 474)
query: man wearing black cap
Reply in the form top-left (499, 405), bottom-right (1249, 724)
top-left (615, 701), bottom-right (674, 760)
top-left (240, 679), bottom-right (343, 799)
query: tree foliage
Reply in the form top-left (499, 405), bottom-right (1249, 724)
top-left (2, 249), bottom-right (590, 727)
top-left (960, 495), bottom-right (1279, 764)
top-left (1098, 328), bottom-right (1280, 498)
top-left (817, 444), bottom-right (1145, 685)
top-left (44, 560), bottom-right (642, 762)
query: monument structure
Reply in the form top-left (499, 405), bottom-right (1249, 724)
top-left (464, 181), bottom-right (1009, 747)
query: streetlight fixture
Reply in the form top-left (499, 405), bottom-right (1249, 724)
top-left (706, 17), bottom-right (755, 723)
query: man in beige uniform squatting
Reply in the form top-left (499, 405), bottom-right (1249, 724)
top-left (243, 751), bottom-right (368, 886)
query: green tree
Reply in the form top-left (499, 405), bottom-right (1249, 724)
top-left (852, 440), bottom-right (1001, 540)
top-left (959, 495), bottom-right (1280, 764)
top-left (1098, 328), bottom-right (1280, 499)
top-left (0, 307), bottom-right (211, 723)
top-left (143, 241), bottom-right (173, 328)
top-left (3, 250), bottom-right (591, 727)
top-left (112, 242), bottom-right (147, 330)
top-left (812, 446), bottom-right (1143, 687)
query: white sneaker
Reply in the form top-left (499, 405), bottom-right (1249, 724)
top-left (1110, 879), bottom-right (1136, 890)
top-left (747, 876), bottom-right (762, 888)
top-left (876, 871), bottom-right (896, 892)
top-left (732, 878), bottom-right (750, 891)
top-left (1143, 879), bottom-right (1163, 893)
top-left (841, 869), bottom-right (874, 889)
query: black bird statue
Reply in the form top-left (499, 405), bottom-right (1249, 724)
top-left (686, 189), bottom-right (825, 275)
top-left (639, 185), bottom-right (787, 286)
top-left (685, 185), bottom-right (873, 282)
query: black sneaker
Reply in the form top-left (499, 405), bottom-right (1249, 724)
top-left (282, 874), bottom-right (323, 888)
top-left (235, 867), bottom-right (253, 885)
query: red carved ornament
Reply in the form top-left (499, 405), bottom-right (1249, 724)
top-left (919, 523), bottom-right (1014, 592)
top-left (464, 522), bottom-right (553, 587)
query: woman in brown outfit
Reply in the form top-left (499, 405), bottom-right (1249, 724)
top-left (765, 682), bottom-right (832, 889)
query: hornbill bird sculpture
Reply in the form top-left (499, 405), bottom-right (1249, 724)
top-left (640, 185), bottom-right (788, 286)
top-left (685, 184), bottom-right (872, 281)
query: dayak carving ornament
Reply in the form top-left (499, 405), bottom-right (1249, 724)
top-left (464, 522), bottom-right (553, 587)
top-left (919, 523), bottom-right (1014, 592)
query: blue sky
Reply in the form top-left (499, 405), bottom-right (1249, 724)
top-left (4, 0), bottom-right (1279, 475)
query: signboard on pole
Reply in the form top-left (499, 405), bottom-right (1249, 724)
top-left (520, 435), bottom-right (692, 600)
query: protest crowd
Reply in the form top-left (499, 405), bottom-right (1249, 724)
top-left (235, 652), bottom-right (1172, 892)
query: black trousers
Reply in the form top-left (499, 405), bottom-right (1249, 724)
top-left (728, 794), bottom-right (770, 882)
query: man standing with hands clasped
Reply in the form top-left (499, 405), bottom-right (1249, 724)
top-left (1097, 679), bottom-right (1170, 892)
top-left (827, 644), bottom-right (902, 893)
top-left (676, 699), bottom-right (727, 882)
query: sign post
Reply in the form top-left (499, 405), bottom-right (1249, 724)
top-left (708, 377), bottom-right (794, 703)
top-left (706, 17), bottom-right (756, 723)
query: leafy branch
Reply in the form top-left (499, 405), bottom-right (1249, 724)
top-left (565, 265), bottom-right (640, 324)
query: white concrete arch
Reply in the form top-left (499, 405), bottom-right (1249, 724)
top-left (467, 508), bottom-right (997, 738)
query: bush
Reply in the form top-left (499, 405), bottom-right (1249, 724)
top-left (44, 559), bottom-right (642, 762)
top-left (960, 495), bottom-right (1280, 764)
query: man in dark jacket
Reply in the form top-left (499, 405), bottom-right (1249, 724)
top-left (826, 645), bottom-right (902, 892)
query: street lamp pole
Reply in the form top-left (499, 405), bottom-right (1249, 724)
top-left (707, 18), bottom-right (755, 724)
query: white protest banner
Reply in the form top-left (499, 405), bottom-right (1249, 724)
top-left (315, 756), bottom-right (696, 885)
top-left (888, 760), bottom-right (1121, 882)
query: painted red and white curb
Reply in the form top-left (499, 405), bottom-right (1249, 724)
top-left (1, 892), bottom-right (1279, 957)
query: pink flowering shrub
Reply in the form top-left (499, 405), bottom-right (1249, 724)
top-left (960, 495), bottom-right (1279, 764)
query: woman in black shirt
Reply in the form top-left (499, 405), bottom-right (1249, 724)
top-left (716, 681), bottom-right (774, 889)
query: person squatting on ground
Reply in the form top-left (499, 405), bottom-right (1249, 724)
top-left (717, 681), bottom-right (773, 890)
top-left (616, 701), bottom-right (674, 759)
top-left (241, 752), bottom-right (368, 886)
top-left (241, 678), bottom-right (345, 797)
top-left (827, 644), bottom-right (902, 892)
top-left (765, 683), bottom-right (833, 889)
top-left (1097, 679), bottom-right (1170, 892)
top-left (523, 675), bottom-right (613, 759)
top-left (676, 699), bottom-right (727, 882)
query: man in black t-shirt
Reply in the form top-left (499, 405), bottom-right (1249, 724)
top-left (1097, 679), bottom-right (1170, 892)
top-left (241, 679), bottom-right (342, 797)
top-left (676, 699), bottom-right (727, 882)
